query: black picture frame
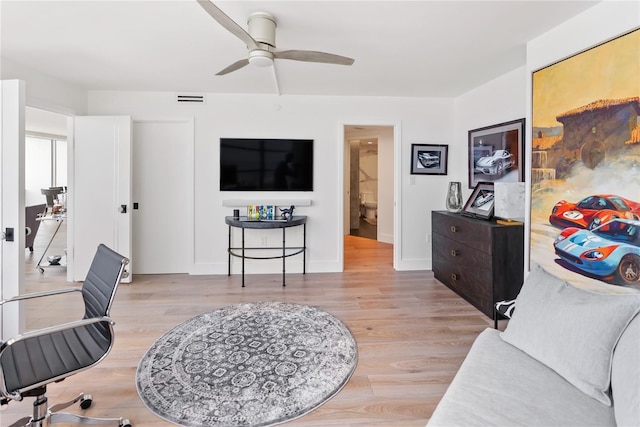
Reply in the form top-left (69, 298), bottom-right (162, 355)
top-left (461, 181), bottom-right (495, 220)
top-left (410, 144), bottom-right (448, 175)
top-left (468, 118), bottom-right (525, 189)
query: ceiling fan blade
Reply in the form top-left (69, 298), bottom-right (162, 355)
top-left (196, 0), bottom-right (259, 50)
top-left (274, 50), bottom-right (354, 66)
top-left (216, 58), bottom-right (250, 76)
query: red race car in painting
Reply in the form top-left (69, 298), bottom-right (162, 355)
top-left (549, 194), bottom-right (640, 230)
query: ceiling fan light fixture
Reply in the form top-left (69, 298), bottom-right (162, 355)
top-left (249, 50), bottom-right (274, 67)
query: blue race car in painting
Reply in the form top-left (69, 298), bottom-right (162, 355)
top-left (553, 218), bottom-right (640, 286)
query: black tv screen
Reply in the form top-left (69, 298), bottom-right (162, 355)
top-left (220, 138), bottom-right (314, 191)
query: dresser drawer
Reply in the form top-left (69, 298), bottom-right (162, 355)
top-left (432, 232), bottom-right (493, 269)
top-left (432, 256), bottom-right (494, 317)
top-left (432, 212), bottom-right (494, 254)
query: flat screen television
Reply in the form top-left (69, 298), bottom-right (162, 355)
top-left (220, 138), bottom-right (314, 191)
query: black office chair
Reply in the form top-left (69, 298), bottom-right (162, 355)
top-left (0, 244), bottom-right (131, 427)
top-left (25, 204), bottom-right (46, 252)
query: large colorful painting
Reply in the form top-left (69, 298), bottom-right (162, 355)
top-left (531, 28), bottom-right (640, 292)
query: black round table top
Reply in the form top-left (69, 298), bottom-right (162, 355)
top-left (225, 215), bottom-right (307, 229)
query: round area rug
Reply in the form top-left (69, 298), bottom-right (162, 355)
top-left (136, 301), bottom-right (358, 427)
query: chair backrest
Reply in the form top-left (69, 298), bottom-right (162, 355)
top-left (25, 204), bottom-right (46, 248)
top-left (82, 244), bottom-right (129, 338)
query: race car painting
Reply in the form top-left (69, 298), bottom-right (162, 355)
top-left (553, 218), bottom-right (640, 286)
top-left (549, 194), bottom-right (640, 230)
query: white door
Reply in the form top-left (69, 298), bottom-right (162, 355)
top-left (132, 120), bottom-right (192, 274)
top-left (67, 116), bottom-right (132, 282)
top-left (0, 80), bottom-right (26, 340)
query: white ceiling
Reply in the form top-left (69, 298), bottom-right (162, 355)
top-left (2, 0), bottom-right (599, 98)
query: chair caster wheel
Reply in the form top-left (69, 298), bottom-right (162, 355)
top-left (80, 396), bottom-right (92, 409)
top-left (38, 267), bottom-right (44, 273)
top-left (120, 419), bottom-right (132, 427)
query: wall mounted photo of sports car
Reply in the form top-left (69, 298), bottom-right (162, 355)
top-left (553, 218), bottom-right (640, 286)
top-left (549, 194), bottom-right (640, 230)
top-left (474, 149), bottom-right (515, 176)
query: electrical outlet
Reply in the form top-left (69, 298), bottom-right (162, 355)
top-left (426, 234), bottom-right (431, 244)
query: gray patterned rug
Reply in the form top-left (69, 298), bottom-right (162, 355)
top-left (136, 302), bottom-right (358, 426)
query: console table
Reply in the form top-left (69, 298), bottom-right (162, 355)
top-left (225, 216), bottom-right (307, 287)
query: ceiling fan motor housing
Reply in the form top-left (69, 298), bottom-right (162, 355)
top-left (248, 12), bottom-right (276, 47)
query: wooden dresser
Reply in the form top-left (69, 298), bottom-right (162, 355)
top-left (431, 211), bottom-right (524, 319)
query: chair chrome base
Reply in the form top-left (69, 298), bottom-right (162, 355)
top-left (7, 387), bottom-right (131, 427)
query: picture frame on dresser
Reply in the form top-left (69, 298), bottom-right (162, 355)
top-left (461, 181), bottom-right (495, 220)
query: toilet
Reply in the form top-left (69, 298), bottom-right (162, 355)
top-left (360, 192), bottom-right (377, 220)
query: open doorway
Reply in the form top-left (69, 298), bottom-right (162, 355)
top-left (347, 137), bottom-right (378, 240)
top-left (24, 107), bottom-right (69, 276)
top-left (343, 125), bottom-right (395, 269)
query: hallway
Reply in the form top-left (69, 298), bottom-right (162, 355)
top-left (344, 233), bottom-right (392, 272)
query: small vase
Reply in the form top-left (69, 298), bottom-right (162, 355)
top-left (446, 182), bottom-right (463, 213)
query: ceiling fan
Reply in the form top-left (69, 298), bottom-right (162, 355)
top-left (196, 0), bottom-right (354, 91)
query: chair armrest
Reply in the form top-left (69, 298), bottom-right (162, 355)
top-left (0, 287), bottom-right (81, 305)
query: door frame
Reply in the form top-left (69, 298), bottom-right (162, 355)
top-left (0, 80), bottom-right (26, 340)
top-left (339, 122), bottom-right (401, 270)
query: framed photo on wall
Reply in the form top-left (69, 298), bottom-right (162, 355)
top-left (410, 144), bottom-right (448, 175)
top-left (468, 119), bottom-right (525, 189)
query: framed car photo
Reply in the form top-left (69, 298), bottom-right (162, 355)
top-left (410, 144), bottom-right (448, 175)
top-left (468, 118), bottom-right (525, 189)
top-left (461, 181), bottom-right (495, 220)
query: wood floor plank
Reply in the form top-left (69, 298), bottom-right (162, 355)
top-left (2, 222), bottom-right (492, 426)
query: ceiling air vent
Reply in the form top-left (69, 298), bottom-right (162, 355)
top-left (176, 94), bottom-right (206, 104)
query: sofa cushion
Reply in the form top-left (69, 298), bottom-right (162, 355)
top-left (427, 328), bottom-right (616, 426)
top-left (501, 264), bottom-right (640, 406)
top-left (611, 313), bottom-right (640, 426)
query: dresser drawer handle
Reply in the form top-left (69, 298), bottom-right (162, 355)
top-left (450, 273), bottom-right (459, 281)
top-left (450, 226), bottom-right (458, 233)
top-left (450, 250), bottom-right (459, 257)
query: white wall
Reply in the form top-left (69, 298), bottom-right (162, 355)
top-left (448, 67), bottom-right (528, 268)
top-left (88, 91), bottom-right (454, 273)
top-left (377, 127), bottom-right (394, 244)
top-left (12, 1), bottom-right (635, 276)
top-left (454, 66), bottom-right (528, 198)
top-left (0, 59), bottom-right (87, 116)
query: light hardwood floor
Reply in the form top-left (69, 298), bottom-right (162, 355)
top-left (3, 220), bottom-right (491, 427)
